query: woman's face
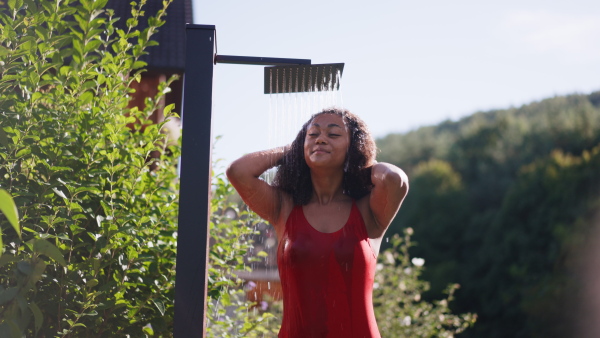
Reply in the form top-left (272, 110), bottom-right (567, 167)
top-left (303, 113), bottom-right (350, 171)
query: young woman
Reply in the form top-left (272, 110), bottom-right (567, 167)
top-left (226, 108), bottom-right (409, 338)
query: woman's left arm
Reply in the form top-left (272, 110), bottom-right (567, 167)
top-left (369, 162), bottom-right (409, 231)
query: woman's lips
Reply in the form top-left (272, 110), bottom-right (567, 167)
top-left (313, 148), bottom-right (329, 154)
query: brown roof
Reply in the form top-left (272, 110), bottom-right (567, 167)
top-left (106, 0), bottom-right (193, 72)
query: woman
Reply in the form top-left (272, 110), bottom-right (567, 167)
top-left (226, 108), bottom-right (409, 338)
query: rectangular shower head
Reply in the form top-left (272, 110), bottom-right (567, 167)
top-left (264, 63), bottom-right (344, 94)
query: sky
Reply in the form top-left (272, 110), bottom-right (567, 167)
top-left (192, 0), bottom-right (600, 169)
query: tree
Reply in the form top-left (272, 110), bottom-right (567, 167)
top-left (460, 147), bottom-right (600, 338)
top-left (376, 91), bottom-right (600, 336)
top-left (389, 159), bottom-right (469, 298)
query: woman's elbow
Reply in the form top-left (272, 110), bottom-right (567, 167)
top-left (388, 169), bottom-right (409, 194)
top-left (226, 161), bottom-right (242, 184)
top-left (375, 165), bottom-right (409, 198)
top-left (374, 163), bottom-right (408, 186)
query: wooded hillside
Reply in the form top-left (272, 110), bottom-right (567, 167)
top-left (377, 91), bottom-right (600, 337)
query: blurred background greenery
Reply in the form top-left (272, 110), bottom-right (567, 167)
top-left (377, 91), bottom-right (600, 337)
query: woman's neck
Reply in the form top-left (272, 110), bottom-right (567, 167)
top-left (310, 170), bottom-right (346, 205)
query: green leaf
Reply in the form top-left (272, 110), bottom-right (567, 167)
top-left (29, 71), bottom-right (40, 86)
top-left (35, 26), bottom-right (49, 41)
top-left (31, 91), bottom-right (42, 103)
top-left (70, 323), bottom-right (87, 328)
top-left (32, 239), bottom-right (67, 267)
top-left (0, 128), bottom-right (8, 147)
top-left (152, 298), bottom-right (165, 316)
top-left (29, 302), bottom-right (43, 334)
top-left (75, 186), bottom-right (101, 195)
top-left (0, 254), bottom-right (18, 268)
top-left (142, 324), bottom-right (154, 335)
top-left (92, 0), bottom-right (109, 10)
top-left (49, 166), bottom-right (74, 173)
top-left (15, 148), bottom-right (31, 158)
top-left (79, 91), bottom-right (93, 105)
top-left (1, 320), bottom-right (21, 338)
top-left (17, 260), bottom-right (33, 275)
top-left (60, 65), bottom-right (72, 77)
top-left (97, 73), bottom-right (106, 85)
top-left (73, 38), bottom-right (84, 56)
top-left (0, 189), bottom-right (21, 240)
top-left (84, 39), bottom-right (102, 54)
top-left (86, 279), bottom-right (98, 287)
top-left (31, 259), bottom-right (47, 284)
top-left (0, 287), bottom-right (18, 306)
top-left (132, 60), bottom-right (147, 70)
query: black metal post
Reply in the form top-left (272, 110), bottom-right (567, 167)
top-left (174, 23), bottom-right (325, 337)
top-left (174, 24), bottom-right (215, 337)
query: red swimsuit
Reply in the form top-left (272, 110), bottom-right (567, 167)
top-left (277, 201), bottom-right (380, 338)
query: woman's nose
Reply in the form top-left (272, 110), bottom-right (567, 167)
top-left (315, 135), bottom-right (327, 144)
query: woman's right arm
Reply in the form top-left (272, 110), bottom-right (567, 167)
top-left (226, 147), bottom-right (289, 225)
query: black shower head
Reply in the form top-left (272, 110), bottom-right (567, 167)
top-left (264, 63), bottom-right (344, 94)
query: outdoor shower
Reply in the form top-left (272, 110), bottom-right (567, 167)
top-left (174, 24), bottom-right (344, 336)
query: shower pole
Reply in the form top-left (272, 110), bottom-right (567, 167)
top-left (174, 24), bottom-right (310, 337)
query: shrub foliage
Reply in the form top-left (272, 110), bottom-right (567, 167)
top-left (373, 229), bottom-right (475, 337)
top-left (0, 0), bottom-right (180, 336)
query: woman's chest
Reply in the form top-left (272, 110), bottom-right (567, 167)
top-left (279, 228), bottom-right (376, 271)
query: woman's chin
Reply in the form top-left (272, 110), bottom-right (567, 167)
top-left (307, 160), bottom-right (344, 171)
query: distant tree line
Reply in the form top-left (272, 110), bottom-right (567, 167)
top-left (376, 91), bottom-right (600, 337)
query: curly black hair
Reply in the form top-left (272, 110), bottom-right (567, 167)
top-left (273, 108), bottom-right (377, 205)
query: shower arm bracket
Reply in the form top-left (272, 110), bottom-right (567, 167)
top-left (214, 54), bottom-right (311, 66)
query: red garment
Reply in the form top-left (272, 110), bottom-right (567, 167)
top-left (277, 201), bottom-right (381, 338)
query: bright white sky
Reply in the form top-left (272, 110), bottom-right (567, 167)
top-left (192, 0), bottom-right (600, 170)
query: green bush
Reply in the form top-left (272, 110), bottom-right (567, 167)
top-left (374, 228), bottom-right (476, 337)
top-left (206, 170), bottom-right (279, 337)
top-left (0, 2), bottom-right (283, 336)
top-left (0, 0), bottom-right (181, 336)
